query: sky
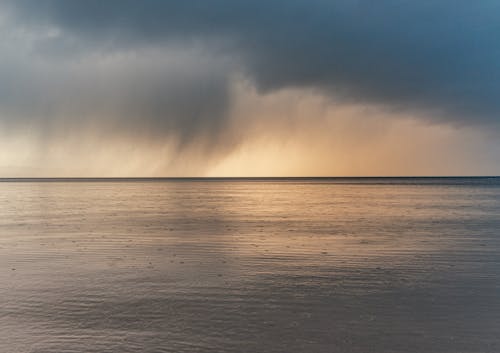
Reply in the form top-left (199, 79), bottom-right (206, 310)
top-left (0, 0), bottom-right (499, 176)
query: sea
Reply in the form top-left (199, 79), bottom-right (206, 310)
top-left (0, 177), bottom-right (499, 353)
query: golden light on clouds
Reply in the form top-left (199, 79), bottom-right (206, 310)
top-left (207, 82), bottom-right (500, 176)
top-left (0, 80), bottom-right (498, 177)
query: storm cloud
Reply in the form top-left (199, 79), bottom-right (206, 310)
top-left (0, 1), bottom-right (499, 175)
top-left (4, 0), bottom-right (500, 125)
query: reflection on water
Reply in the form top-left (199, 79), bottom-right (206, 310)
top-left (0, 178), bottom-right (499, 353)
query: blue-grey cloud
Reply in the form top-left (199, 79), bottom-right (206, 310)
top-left (4, 0), bottom-right (500, 126)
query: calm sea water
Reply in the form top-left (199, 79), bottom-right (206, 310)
top-left (0, 178), bottom-right (499, 353)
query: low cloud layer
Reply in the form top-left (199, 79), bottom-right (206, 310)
top-left (0, 1), bottom-right (499, 175)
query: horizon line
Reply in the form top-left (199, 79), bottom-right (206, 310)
top-left (0, 176), bottom-right (498, 182)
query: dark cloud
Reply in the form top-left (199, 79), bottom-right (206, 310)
top-left (4, 0), bottom-right (500, 127)
top-left (0, 42), bottom-right (232, 150)
top-left (0, 0), bottom-right (500, 150)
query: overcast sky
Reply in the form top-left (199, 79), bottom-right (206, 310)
top-left (0, 0), bottom-right (499, 176)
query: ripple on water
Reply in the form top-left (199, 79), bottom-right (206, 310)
top-left (0, 179), bottom-right (499, 353)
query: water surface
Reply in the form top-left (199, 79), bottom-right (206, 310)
top-left (1, 178), bottom-right (499, 352)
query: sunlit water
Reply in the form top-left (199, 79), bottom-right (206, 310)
top-left (0, 178), bottom-right (499, 353)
